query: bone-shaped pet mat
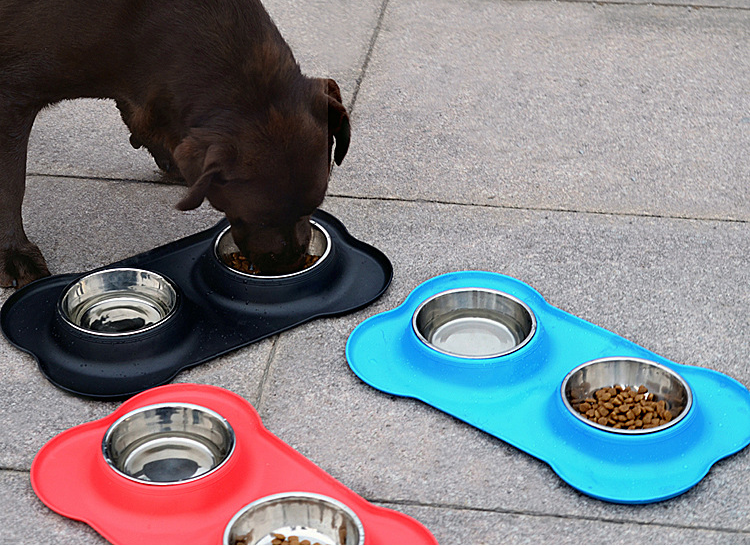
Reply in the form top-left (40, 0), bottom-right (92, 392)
top-left (1, 210), bottom-right (392, 399)
top-left (346, 271), bottom-right (750, 504)
top-left (31, 383), bottom-right (437, 544)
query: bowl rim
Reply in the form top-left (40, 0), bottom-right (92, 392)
top-left (411, 286), bottom-right (537, 359)
top-left (222, 491), bottom-right (365, 545)
top-left (101, 402), bottom-right (236, 485)
top-left (214, 220), bottom-right (332, 280)
top-left (560, 356), bottom-right (694, 435)
top-left (57, 267), bottom-right (179, 337)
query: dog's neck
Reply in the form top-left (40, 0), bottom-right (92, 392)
top-left (119, 14), bottom-right (306, 162)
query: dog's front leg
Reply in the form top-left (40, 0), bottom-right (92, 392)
top-left (0, 103), bottom-right (50, 288)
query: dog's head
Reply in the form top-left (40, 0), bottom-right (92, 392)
top-left (173, 78), bottom-right (350, 274)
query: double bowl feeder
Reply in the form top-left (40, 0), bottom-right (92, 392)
top-left (1, 211), bottom-right (392, 399)
top-left (57, 221), bottom-right (331, 338)
top-left (346, 271), bottom-right (749, 504)
top-left (31, 384), bottom-right (436, 544)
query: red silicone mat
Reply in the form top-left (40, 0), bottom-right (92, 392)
top-left (31, 383), bottom-right (437, 544)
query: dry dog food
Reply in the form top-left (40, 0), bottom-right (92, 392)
top-left (269, 533), bottom-right (320, 545)
top-left (568, 384), bottom-right (675, 430)
top-left (225, 252), bottom-right (319, 275)
top-left (233, 532), bottom-right (321, 545)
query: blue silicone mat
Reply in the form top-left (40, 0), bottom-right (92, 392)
top-left (345, 271), bottom-right (750, 504)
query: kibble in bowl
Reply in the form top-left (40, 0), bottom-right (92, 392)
top-left (561, 357), bottom-right (692, 434)
top-left (214, 221), bottom-right (330, 279)
top-left (223, 492), bottom-right (364, 545)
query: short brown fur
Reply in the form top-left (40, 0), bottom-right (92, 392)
top-left (0, 0), bottom-right (350, 287)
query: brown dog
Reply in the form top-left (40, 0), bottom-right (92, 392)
top-left (0, 0), bottom-right (350, 288)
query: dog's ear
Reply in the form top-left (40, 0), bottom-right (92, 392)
top-left (324, 79), bottom-right (350, 165)
top-left (175, 163), bottom-right (220, 211)
top-left (173, 135), bottom-right (232, 211)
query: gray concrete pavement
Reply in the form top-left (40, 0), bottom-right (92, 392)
top-left (1, 0), bottom-right (748, 543)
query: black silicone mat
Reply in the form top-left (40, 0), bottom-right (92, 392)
top-left (1, 210), bottom-right (392, 399)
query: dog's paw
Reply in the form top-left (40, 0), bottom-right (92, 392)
top-left (0, 243), bottom-right (51, 289)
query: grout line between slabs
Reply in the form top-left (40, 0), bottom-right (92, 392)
top-left (0, 466), bottom-right (30, 474)
top-left (347, 0), bottom-right (390, 115)
top-left (27, 174), bottom-right (748, 225)
top-left (370, 497), bottom-right (751, 535)
top-left (27, 172), bottom-right (171, 185)
top-left (325, 192), bottom-right (750, 224)
top-left (551, 0), bottom-right (749, 9)
top-left (0, 461), bottom-right (745, 536)
top-left (255, 334), bottom-right (280, 418)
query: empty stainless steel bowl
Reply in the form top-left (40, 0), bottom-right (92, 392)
top-left (561, 357), bottom-right (693, 434)
top-left (214, 221), bottom-right (331, 279)
top-left (58, 268), bottom-right (178, 336)
top-left (102, 403), bottom-right (235, 484)
top-left (412, 288), bottom-right (537, 358)
top-left (223, 492), bottom-right (364, 545)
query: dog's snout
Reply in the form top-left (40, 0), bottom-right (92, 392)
top-left (230, 218), bottom-right (312, 275)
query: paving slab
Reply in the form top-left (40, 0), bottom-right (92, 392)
top-left (571, 0), bottom-right (748, 7)
top-left (258, 197), bottom-right (749, 539)
top-left (263, 0), bottom-right (385, 101)
top-left (18, 175), bottom-right (224, 275)
top-left (331, 0), bottom-right (749, 221)
top-left (316, 198), bottom-right (750, 384)
top-left (0, 471), bottom-right (106, 544)
top-left (27, 100), bottom-right (162, 182)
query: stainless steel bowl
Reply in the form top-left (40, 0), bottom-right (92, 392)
top-left (412, 288), bottom-right (536, 359)
top-left (214, 221), bottom-right (331, 279)
top-left (223, 492), bottom-right (364, 545)
top-left (103, 403), bottom-right (235, 484)
top-left (561, 357), bottom-right (693, 434)
top-left (58, 268), bottom-right (178, 336)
